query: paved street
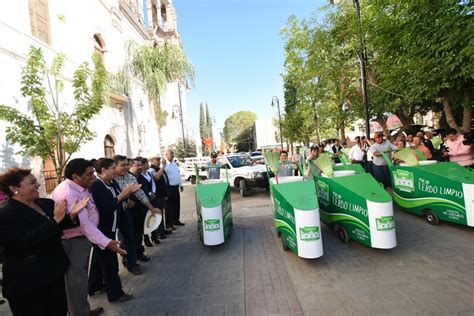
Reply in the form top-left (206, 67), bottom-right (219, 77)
top-left (1, 184), bottom-right (474, 315)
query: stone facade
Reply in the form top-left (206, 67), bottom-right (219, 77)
top-left (0, 0), bottom-right (189, 193)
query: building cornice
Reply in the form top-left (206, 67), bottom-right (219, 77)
top-left (119, 0), bottom-right (151, 40)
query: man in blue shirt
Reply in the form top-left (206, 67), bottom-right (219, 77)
top-left (206, 152), bottom-right (222, 180)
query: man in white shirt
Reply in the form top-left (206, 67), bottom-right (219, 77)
top-left (164, 149), bottom-right (185, 229)
top-left (348, 136), bottom-right (365, 168)
top-left (369, 133), bottom-right (398, 189)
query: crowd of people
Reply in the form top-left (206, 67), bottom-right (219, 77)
top-left (277, 128), bottom-right (473, 189)
top-left (0, 149), bottom-right (185, 316)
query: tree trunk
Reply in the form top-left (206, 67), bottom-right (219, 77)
top-left (441, 97), bottom-right (461, 132)
top-left (461, 92), bottom-right (472, 133)
top-left (394, 101), bottom-right (415, 128)
top-left (374, 116), bottom-right (390, 140)
top-left (339, 118), bottom-right (346, 141)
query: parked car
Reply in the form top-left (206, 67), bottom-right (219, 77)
top-left (183, 157), bottom-right (210, 184)
top-left (218, 154), bottom-right (269, 197)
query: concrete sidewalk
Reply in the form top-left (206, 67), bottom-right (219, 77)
top-left (1, 185), bottom-right (474, 315)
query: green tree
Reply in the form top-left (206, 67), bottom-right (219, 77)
top-left (223, 111), bottom-right (257, 151)
top-left (205, 103), bottom-right (213, 143)
top-left (174, 137), bottom-right (197, 159)
top-left (125, 40), bottom-right (195, 150)
top-left (0, 46), bottom-right (106, 182)
top-left (363, 0), bottom-right (473, 133)
top-left (199, 102), bottom-right (207, 139)
top-left (281, 14), bottom-right (358, 143)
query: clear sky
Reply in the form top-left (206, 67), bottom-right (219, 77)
top-left (173, 0), bottom-right (327, 139)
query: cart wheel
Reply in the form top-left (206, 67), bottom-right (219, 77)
top-left (239, 179), bottom-right (248, 197)
top-left (281, 235), bottom-right (289, 251)
top-left (191, 176), bottom-right (196, 185)
top-left (424, 210), bottom-right (439, 225)
top-left (338, 226), bottom-right (350, 244)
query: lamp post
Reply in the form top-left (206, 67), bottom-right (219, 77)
top-left (172, 82), bottom-right (187, 155)
top-left (271, 96), bottom-right (284, 150)
top-left (330, 0), bottom-right (370, 140)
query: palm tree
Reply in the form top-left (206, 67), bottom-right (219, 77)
top-left (124, 40), bottom-right (194, 152)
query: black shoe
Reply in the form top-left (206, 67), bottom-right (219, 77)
top-left (138, 254), bottom-right (150, 262)
top-left (143, 235), bottom-right (153, 247)
top-left (164, 229), bottom-right (172, 235)
top-left (90, 307), bottom-right (104, 316)
top-left (128, 265), bottom-right (143, 275)
top-left (0, 299), bottom-right (5, 305)
top-left (152, 237), bottom-right (161, 244)
top-left (89, 286), bottom-right (106, 296)
top-left (110, 294), bottom-right (133, 303)
top-left (158, 234), bottom-right (167, 239)
top-left (175, 221), bottom-right (185, 226)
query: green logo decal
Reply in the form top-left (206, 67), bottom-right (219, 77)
top-left (204, 219), bottom-right (220, 231)
top-left (376, 216), bottom-right (395, 231)
top-left (299, 226), bottom-right (320, 241)
top-left (393, 170), bottom-right (414, 192)
top-left (317, 181), bottom-right (330, 205)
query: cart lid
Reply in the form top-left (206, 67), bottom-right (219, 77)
top-left (332, 173), bottom-right (392, 203)
top-left (396, 162), bottom-right (474, 184)
top-left (196, 181), bottom-right (229, 208)
top-left (272, 180), bottom-right (319, 211)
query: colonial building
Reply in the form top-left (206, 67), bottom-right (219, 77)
top-left (0, 0), bottom-right (189, 194)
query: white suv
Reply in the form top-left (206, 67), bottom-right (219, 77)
top-left (217, 154), bottom-right (269, 197)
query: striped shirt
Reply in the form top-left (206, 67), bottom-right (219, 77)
top-left (114, 173), bottom-right (150, 209)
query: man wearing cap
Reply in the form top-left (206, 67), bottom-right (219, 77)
top-left (206, 152), bottom-right (222, 180)
top-left (368, 133), bottom-right (398, 189)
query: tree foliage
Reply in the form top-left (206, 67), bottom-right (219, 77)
top-left (0, 46), bottom-right (106, 181)
top-left (223, 111), bottom-right (257, 151)
top-left (205, 103), bottom-right (213, 141)
top-left (174, 137), bottom-right (197, 160)
top-left (125, 40), bottom-right (195, 146)
top-left (281, 0), bottom-right (473, 141)
top-left (199, 103), bottom-right (207, 139)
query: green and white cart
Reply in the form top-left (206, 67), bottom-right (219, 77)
top-left (195, 167), bottom-right (233, 246)
top-left (385, 150), bottom-right (474, 227)
top-left (310, 156), bottom-right (397, 249)
top-left (264, 152), bottom-right (324, 259)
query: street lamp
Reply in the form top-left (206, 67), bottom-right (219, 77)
top-left (172, 82), bottom-right (187, 154)
top-left (329, 0), bottom-right (370, 140)
top-left (271, 96), bottom-right (284, 150)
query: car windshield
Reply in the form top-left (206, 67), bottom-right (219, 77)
top-left (227, 156), bottom-right (251, 168)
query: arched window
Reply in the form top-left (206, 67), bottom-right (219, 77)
top-left (160, 4), bottom-right (167, 28)
top-left (104, 135), bottom-right (115, 158)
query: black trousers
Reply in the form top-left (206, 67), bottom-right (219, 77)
top-left (131, 207), bottom-right (147, 256)
top-left (372, 164), bottom-right (391, 189)
top-left (352, 160), bottom-right (367, 172)
top-left (150, 197), bottom-right (167, 238)
top-left (7, 276), bottom-right (67, 316)
top-left (88, 243), bottom-right (125, 302)
top-left (165, 186), bottom-right (180, 227)
top-left (118, 208), bottom-right (138, 269)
